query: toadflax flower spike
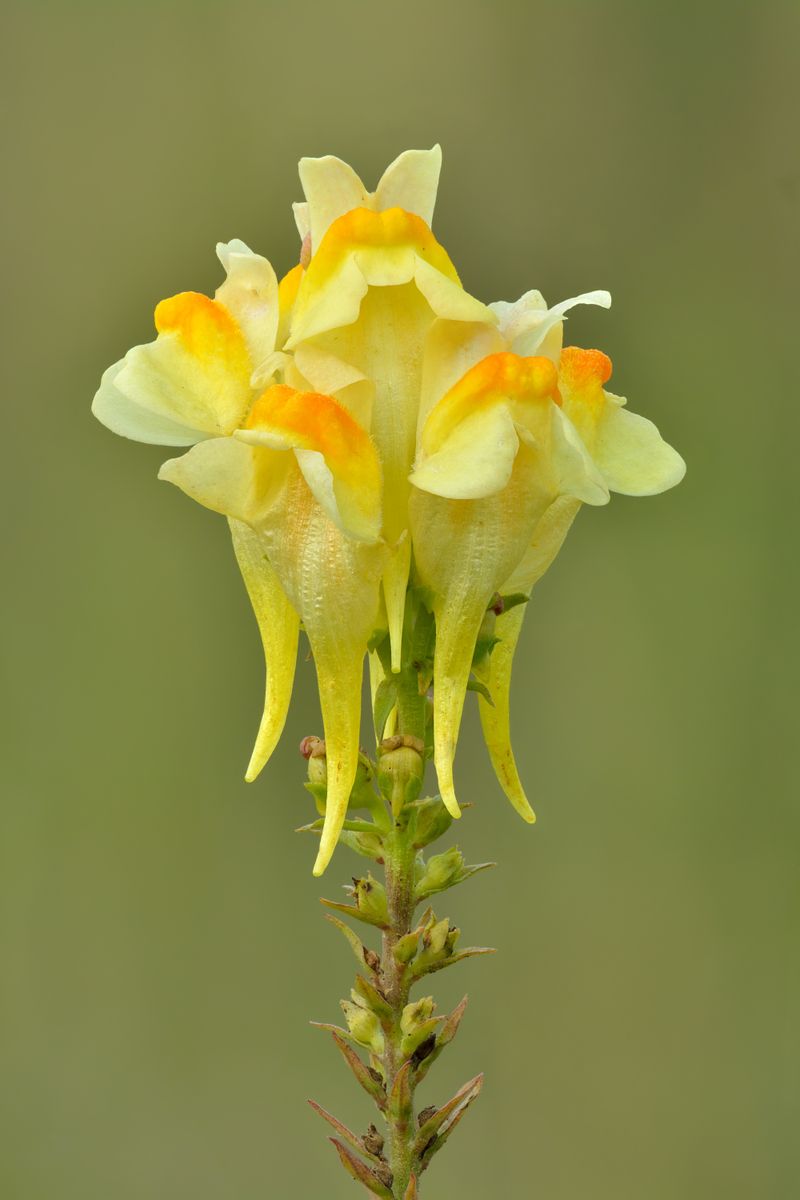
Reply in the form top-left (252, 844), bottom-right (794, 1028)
top-left (92, 146), bottom-right (688, 1193)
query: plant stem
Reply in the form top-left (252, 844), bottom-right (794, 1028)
top-left (381, 822), bottom-right (417, 1196)
top-left (380, 652), bottom-right (426, 1197)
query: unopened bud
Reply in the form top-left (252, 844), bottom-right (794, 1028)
top-left (401, 996), bottom-right (436, 1035)
top-left (349, 752), bottom-right (379, 812)
top-left (393, 930), bottom-right (420, 965)
top-left (378, 735), bottom-right (425, 816)
top-left (425, 916), bottom-right (451, 957)
top-left (341, 999), bottom-right (384, 1055)
top-left (416, 846), bottom-right (466, 896)
top-left (300, 736), bottom-right (327, 809)
top-left (412, 797), bottom-right (454, 848)
top-left (352, 875), bottom-right (389, 926)
top-left (445, 925), bottom-right (461, 954)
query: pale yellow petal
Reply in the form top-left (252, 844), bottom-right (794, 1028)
top-left (511, 290), bottom-right (611, 360)
top-left (158, 436), bottom-right (288, 525)
top-left (92, 360), bottom-right (208, 446)
top-left (215, 240), bottom-right (279, 370)
top-left (228, 519), bottom-right (300, 782)
top-left (593, 403), bottom-right (686, 495)
top-left (550, 405), bottom-right (610, 506)
top-left (410, 405), bottom-right (520, 499)
top-left (374, 145), bottom-right (442, 226)
top-left (298, 154), bottom-right (368, 251)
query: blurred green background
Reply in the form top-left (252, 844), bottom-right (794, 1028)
top-left (2, 1), bottom-right (798, 1196)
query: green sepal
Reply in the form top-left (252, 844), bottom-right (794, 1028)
top-left (330, 1138), bottom-right (394, 1198)
top-left (326, 1029), bottom-right (387, 1111)
top-left (413, 995), bottom-right (469, 1086)
top-left (413, 1073), bottom-right (484, 1169)
top-left (472, 634), bottom-right (501, 663)
top-left (353, 973), bottom-right (393, 1027)
top-left (308, 1100), bottom-right (383, 1166)
top-left (303, 780), bottom-right (327, 815)
top-left (466, 676), bottom-right (494, 705)
top-left (373, 676), bottom-right (398, 742)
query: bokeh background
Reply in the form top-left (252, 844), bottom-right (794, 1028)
top-left (2, 2), bottom-right (798, 1197)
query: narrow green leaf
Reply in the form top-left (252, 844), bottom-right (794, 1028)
top-left (308, 1101), bottom-right (381, 1164)
top-left (320, 898), bottom-right (388, 930)
top-left (324, 915), bottom-right (380, 974)
top-left (389, 1059), bottom-right (414, 1126)
top-left (297, 817), bottom-right (379, 835)
top-left (327, 1031), bottom-right (386, 1112)
top-left (329, 1139), bottom-right (394, 1198)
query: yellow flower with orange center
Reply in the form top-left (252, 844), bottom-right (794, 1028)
top-left (92, 147), bottom-right (684, 873)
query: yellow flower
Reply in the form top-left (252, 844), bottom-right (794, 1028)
top-left (93, 237), bottom-right (388, 874)
top-left (467, 334), bottom-right (685, 823)
top-left (286, 150), bottom-right (492, 669)
top-left (92, 146), bottom-right (685, 872)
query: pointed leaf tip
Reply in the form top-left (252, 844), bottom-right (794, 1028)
top-left (329, 1138), bottom-right (394, 1198)
top-left (308, 1100), bottom-right (381, 1164)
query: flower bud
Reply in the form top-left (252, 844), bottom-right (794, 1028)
top-left (352, 874), bottom-right (389, 926)
top-left (416, 846), bottom-right (466, 896)
top-left (341, 999), bottom-right (384, 1055)
top-left (425, 916), bottom-right (451, 957)
top-left (300, 736), bottom-right (327, 813)
top-left (401, 996), bottom-right (436, 1035)
top-left (392, 930), bottom-right (420, 966)
top-left (378, 735), bottom-right (425, 816)
top-left (411, 797), bottom-right (454, 848)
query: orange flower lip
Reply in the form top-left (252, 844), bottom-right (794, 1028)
top-left (306, 204), bottom-right (460, 286)
top-left (559, 346), bottom-right (613, 391)
top-left (422, 351), bottom-right (560, 454)
top-left (155, 292), bottom-right (248, 364)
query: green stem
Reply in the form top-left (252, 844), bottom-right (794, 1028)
top-left (381, 825), bottom-right (417, 1195)
top-left (380, 660), bottom-right (426, 1197)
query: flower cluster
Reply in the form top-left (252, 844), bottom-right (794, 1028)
top-left (93, 146), bottom-right (684, 874)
